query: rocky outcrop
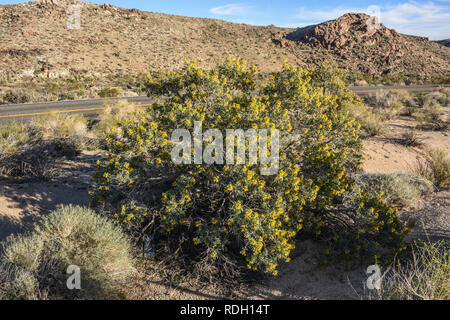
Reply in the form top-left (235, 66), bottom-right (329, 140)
top-left (271, 32), bottom-right (292, 48)
top-left (286, 13), bottom-right (447, 76)
top-left (287, 13), bottom-right (401, 50)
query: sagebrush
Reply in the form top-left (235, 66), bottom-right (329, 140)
top-left (0, 205), bottom-right (134, 300)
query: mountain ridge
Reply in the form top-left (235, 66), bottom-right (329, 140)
top-left (1, 1), bottom-right (449, 81)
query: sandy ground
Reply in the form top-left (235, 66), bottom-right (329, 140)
top-left (0, 115), bottom-right (448, 300)
top-left (363, 117), bottom-right (450, 173)
top-left (0, 152), bottom-right (98, 241)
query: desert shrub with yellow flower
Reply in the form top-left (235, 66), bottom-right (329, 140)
top-left (90, 57), bottom-right (409, 276)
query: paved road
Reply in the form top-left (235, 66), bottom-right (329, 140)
top-left (0, 84), bottom-right (449, 123)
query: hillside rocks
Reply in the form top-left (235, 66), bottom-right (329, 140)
top-left (0, 2), bottom-right (449, 80)
top-left (287, 13), bottom-right (450, 76)
top-left (271, 32), bottom-right (292, 48)
top-left (287, 13), bottom-right (401, 50)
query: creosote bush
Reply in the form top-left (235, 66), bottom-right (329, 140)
top-left (1, 90), bottom-right (30, 104)
top-left (0, 205), bottom-right (134, 300)
top-left (90, 57), bottom-right (409, 277)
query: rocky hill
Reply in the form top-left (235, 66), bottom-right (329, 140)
top-left (0, 1), bottom-right (449, 80)
top-left (286, 13), bottom-right (450, 76)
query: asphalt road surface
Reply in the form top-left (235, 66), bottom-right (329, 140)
top-left (0, 84), bottom-right (448, 123)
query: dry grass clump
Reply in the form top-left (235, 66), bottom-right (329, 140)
top-left (372, 240), bottom-right (449, 300)
top-left (91, 100), bottom-right (140, 136)
top-left (0, 113), bottom-right (93, 178)
top-left (355, 172), bottom-right (434, 209)
top-left (0, 102), bottom-right (143, 179)
top-left (0, 122), bottom-right (30, 155)
top-left (400, 129), bottom-right (424, 147)
top-left (0, 205), bottom-right (135, 300)
top-left (0, 114), bottom-right (90, 178)
top-left (343, 103), bottom-right (386, 136)
top-left (30, 112), bottom-right (93, 148)
top-left (415, 148), bottom-right (450, 189)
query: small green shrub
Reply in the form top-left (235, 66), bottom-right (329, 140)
top-left (414, 103), bottom-right (447, 130)
top-left (98, 87), bottom-right (121, 98)
top-left (415, 148), bottom-right (450, 188)
top-left (373, 240), bottom-right (449, 300)
top-left (342, 103), bottom-right (386, 136)
top-left (0, 205), bottom-right (134, 300)
top-left (2, 90), bottom-right (30, 104)
top-left (355, 172), bottom-right (434, 209)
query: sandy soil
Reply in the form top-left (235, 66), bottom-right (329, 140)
top-left (363, 116), bottom-right (450, 173)
top-left (0, 152), bottom-right (98, 241)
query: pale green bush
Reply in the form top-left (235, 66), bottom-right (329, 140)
top-left (355, 172), bottom-right (434, 209)
top-left (0, 205), bottom-right (134, 300)
top-left (342, 103), bottom-right (386, 136)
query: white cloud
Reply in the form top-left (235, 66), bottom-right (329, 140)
top-left (382, 2), bottom-right (450, 39)
top-left (209, 3), bottom-right (250, 16)
top-left (290, 2), bottom-right (450, 40)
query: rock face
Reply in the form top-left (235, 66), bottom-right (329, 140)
top-left (271, 32), bottom-right (292, 48)
top-left (287, 13), bottom-right (449, 76)
top-left (287, 13), bottom-right (401, 50)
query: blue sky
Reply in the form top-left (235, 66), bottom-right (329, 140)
top-left (2, 0), bottom-right (449, 39)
